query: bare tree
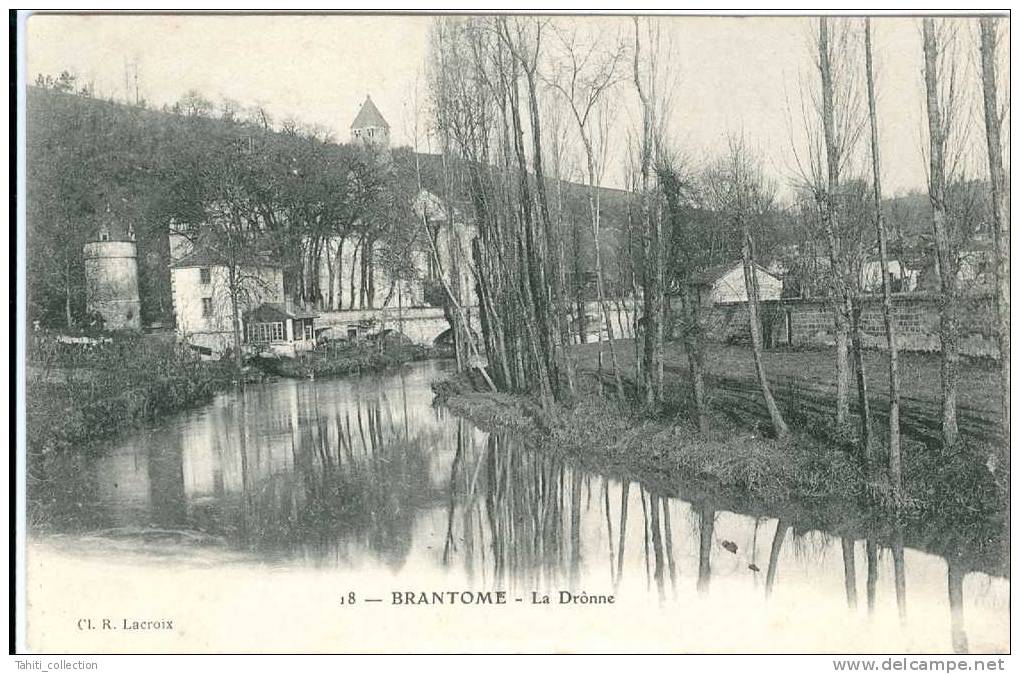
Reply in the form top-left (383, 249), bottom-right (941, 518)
top-left (501, 17), bottom-right (577, 396)
top-left (864, 18), bottom-right (903, 500)
top-left (632, 16), bottom-right (666, 408)
top-left (817, 17), bottom-right (873, 461)
top-left (707, 138), bottom-right (790, 439)
top-left (547, 22), bottom-right (628, 400)
top-left (658, 152), bottom-right (710, 432)
top-left (427, 16), bottom-right (563, 399)
top-left (978, 17), bottom-right (1010, 443)
top-left (922, 18), bottom-right (962, 448)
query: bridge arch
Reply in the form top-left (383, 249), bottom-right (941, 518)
top-left (433, 326), bottom-right (481, 347)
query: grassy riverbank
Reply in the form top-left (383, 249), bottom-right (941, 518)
top-left (434, 340), bottom-right (1007, 526)
top-left (26, 332), bottom-right (239, 461)
top-left (252, 341), bottom-right (435, 379)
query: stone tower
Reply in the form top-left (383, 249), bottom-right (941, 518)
top-left (350, 95), bottom-right (390, 149)
top-left (83, 207), bottom-right (142, 330)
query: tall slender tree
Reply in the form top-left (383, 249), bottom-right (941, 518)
top-left (708, 138), bottom-right (790, 440)
top-left (864, 18), bottom-right (902, 500)
top-left (978, 17), bottom-right (1010, 444)
top-left (547, 23), bottom-right (628, 400)
top-left (922, 18), bottom-right (961, 448)
top-left (632, 17), bottom-right (666, 408)
top-left (818, 17), bottom-right (872, 462)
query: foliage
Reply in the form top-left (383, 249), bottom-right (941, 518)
top-left (26, 331), bottom-right (236, 459)
top-left (26, 84), bottom-right (433, 329)
top-left (253, 341), bottom-right (430, 379)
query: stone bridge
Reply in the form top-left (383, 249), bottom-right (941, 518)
top-left (315, 305), bottom-right (482, 346)
top-left (315, 299), bottom-right (641, 348)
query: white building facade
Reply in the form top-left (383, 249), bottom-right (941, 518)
top-left (690, 262), bottom-right (783, 305)
top-left (170, 249), bottom-right (285, 356)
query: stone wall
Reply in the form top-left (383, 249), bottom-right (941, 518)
top-left (677, 292), bottom-right (1000, 358)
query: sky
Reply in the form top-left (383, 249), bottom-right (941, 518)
top-left (25, 13), bottom-right (1006, 198)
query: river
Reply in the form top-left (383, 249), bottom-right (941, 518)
top-left (26, 360), bottom-right (1009, 653)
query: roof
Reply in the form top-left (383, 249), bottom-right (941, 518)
top-left (171, 247), bottom-right (279, 269)
top-left (89, 205), bottom-right (135, 242)
top-left (244, 302), bottom-right (318, 322)
top-left (688, 261), bottom-right (779, 286)
top-left (350, 95), bottom-right (389, 130)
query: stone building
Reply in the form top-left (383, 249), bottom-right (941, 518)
top-left (303, 96), bottom-right (478, 314)
top-left (169, 242), bottom-right (285, 356)
top-left (350, 94), bottom-right (390, 149)
top-left (83, 209), bottom-right (142, 330)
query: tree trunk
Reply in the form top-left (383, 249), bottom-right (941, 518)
top-left (64, 260), bottom-right (74, 328)
top-left (522, 62), bottom-right (575, 398)
top-left (849, 296), bottom-right (873, 467)
top-left (349, 237), bottom-right (361, 311)
top-left (633, 21), bottom-right (663, 408)
top-left (324, 239), bottom-right (336, 311)
top-left (979, 18), bottom-right (1010, 444)
top-left (742, 229), bottom-right (789, 439)
top-left (585, 154), bottom-right (625, 401)
top-left (497, 43), bottom-right (556, 403)
top-left (367, 240), bottom-right (376, 309)
top-left (865, 18), bottom-right (903, 499)
top-left (682, 285), bottom-right (709, 433)
top-left (228, 266), bottom-right (243, 375)
top-left (819, 17), bottom-right (853, 431)
top-left (573, 219), bottom-right (587, 344)
top-left (922, 18), bottom-right (960, 448)
top-left (338, 237), bottom-right (347, 310)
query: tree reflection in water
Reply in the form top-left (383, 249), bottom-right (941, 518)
top-left (221, 388), bottom-right (445, 571)
top-left (28, 364), bottom-right (1006, 653)
top-left (697, 505), bottom-right (715, 595)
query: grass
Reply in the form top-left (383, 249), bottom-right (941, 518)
top-left (434, 339), bottom-right (1007, 527)
top-left (26, 331), bottom-right (239, 460)
top-left (436, 376), bottom-right (863, 508)
top-left (574, 339), bottom-right (1004, 448)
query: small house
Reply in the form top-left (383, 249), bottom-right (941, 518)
top-left (244, 302), bottom-right (319, 357)
top-left (687, 262), bottom-right (783, 306)
top-left (861, 258), bottom-right (918, 293)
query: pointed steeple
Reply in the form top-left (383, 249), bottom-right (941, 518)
top-left (350, 95), bottom-right (390, 148)
top-left (351, 95), bottom-right (390, 130)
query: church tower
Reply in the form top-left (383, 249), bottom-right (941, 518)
top-left (350, 95), bottom-right (390, 149)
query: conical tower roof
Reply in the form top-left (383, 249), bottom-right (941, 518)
top-left (350, 95), bottom-right (390, 130)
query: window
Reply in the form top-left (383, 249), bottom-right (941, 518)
top-left (201, 298), bottom-right (213, 317)
top-left (304, 323), bottom-right (314, 341)
top-left (199, 267), bottom-right (211, 285)
top-left (247, 322), bottom-right (285, 343)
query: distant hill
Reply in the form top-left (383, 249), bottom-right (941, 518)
top-left (26, 86), bottom-right (639, 326)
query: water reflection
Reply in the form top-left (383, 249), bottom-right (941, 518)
top-left (29, 361), bottom-right (1008, 653)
